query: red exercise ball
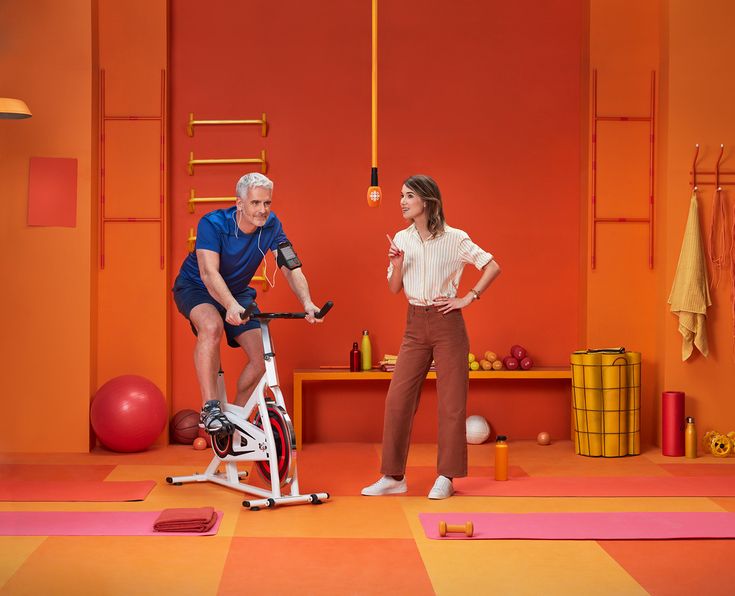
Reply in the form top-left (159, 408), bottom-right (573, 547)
top-left (170, 409), bottom-right (200, 444)
top-left (91, 375), bottom-right (167, 453)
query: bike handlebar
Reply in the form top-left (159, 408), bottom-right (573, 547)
top-left (240, 301), bottom-right (333, 321)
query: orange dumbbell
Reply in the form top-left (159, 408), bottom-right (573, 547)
top-left (438, 520), bottom-right (474, 537)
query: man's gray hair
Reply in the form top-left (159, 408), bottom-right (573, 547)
top-left (235, 172), bottom-right (273, 199)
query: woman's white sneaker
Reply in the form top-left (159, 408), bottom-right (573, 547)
top-left (361, 475), bottom-right (408, 496)
top-left (428, 475), bottom-right (454, 499)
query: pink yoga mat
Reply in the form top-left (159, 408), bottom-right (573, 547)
top-left (0, 510), bottom-right (223, 536)
top-left (420, 512), bottom-right (735, 540)
top-left (0, 480), bottom-right (156, 502)
top-left (454, 475), bottom-right (735, 497)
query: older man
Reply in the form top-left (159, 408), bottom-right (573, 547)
top-left (173, 173), bottom-right (321, 433)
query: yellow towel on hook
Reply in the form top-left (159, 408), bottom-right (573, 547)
top-left (668, 191), bottom-right (712, 360)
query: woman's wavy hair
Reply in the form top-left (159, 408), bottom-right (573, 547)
top-left (404, 174), bottom-right (445, 237)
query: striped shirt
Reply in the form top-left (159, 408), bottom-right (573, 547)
top-left (387, 224), bottom-right (493, 306)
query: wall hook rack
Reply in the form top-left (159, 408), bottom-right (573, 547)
top-left (689, 144), bottom-right (735, 187)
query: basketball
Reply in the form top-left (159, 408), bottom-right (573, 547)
top-left (466, 415), bottom-right (491, 444)
top-left (170, 409), bottom-right (200, 444)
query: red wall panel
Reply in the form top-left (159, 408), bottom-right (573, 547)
top-left (170, 0), bottom-right (584, 441)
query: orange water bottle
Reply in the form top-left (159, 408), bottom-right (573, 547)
top-left (494, 435), bottom-right (508, 481)
top-left (685, 416), bottom-right (697, 459)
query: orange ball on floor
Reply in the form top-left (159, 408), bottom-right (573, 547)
top-left (193, 437), bottom-right (207, 450)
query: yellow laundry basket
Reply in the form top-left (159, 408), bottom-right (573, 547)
top-left (570, 349), bottom-right (641, 457)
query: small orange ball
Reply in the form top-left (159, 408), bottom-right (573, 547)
top-left (537, 432), bottom-right (551, 446)
top-left (192, 437), bottom-right (207, 450)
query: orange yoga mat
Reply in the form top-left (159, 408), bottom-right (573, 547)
top-left (0, 480), bottom-right (156, 502)
top-left (455, 475), bottom-right (735, 497)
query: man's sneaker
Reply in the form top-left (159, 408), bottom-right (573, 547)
top-left (361, 475), bottom-right (408, 496)
top-left (200, 400), bottom-right (233, 434)
top-left (428, 475), bottom-right (454, 500)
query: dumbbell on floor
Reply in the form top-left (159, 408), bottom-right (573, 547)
top-left (438, 520), bottom-right (474, 537)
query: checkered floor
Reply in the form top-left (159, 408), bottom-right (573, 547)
top-left (2, 441), bottom-right (734, 594)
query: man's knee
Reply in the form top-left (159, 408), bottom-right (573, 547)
top-left (196, 318), bottom-right (224, 342)
top-left (247, 358), bottom-right (266, 377)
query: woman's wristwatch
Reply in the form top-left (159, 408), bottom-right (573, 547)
top-left (470, 289), bottom-right (481, 301)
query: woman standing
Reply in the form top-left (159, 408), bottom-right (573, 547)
top-left (362, 175), bottom-right (501, 499)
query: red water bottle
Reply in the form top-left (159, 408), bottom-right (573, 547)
top-left (350, 342), bottom-right (361, 372)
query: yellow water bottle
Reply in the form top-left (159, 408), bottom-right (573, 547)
top-left (685, 416), bottom-right (697, 459)
top-left (360, 330), bottom-right (372, 371)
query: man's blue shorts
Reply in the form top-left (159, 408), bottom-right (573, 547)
top-left (172, 278), bottom-right (260, 348)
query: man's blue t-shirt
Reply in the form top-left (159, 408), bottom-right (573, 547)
top-left (176, 207), bottom-right (288, 296)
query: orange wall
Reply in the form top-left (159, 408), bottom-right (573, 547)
top-left (169, 0), bottom-right (585, 441)
top-left (95, 0), bottom-right (169, 446)
top-left (659, 0), bottom-right (735, 441)
top-left (589, 0), bottom-right (735, 445)
top-left (8, 1), bottom-right (731, 455)
top-left (587, 0), bottom-right (661, 445)
top-left (0, 0), bottom-right (94, 453)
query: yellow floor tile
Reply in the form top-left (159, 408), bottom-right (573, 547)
top-left (0, 536), bottom-right (45, 588)
top-left (2, 536), bottom-right (232, 596)
top-left (417, 538), bottom-right (647, 595)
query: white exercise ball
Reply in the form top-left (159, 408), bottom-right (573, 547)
top-left (466, 415), bottom-right (491, 444)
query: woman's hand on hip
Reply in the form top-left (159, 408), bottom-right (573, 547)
top-left (433, 295), bottom-right (472, 314)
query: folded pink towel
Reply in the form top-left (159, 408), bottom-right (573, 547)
top-left (153, 507), bottom-right (217, 532)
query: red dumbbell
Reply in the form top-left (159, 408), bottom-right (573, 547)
top-left (503, 356), bottom-right (520, 370)
top-left (511, 345), bottom-right (527, 360)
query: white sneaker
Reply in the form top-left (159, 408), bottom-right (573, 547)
top-left (428, 475), bottom-right (454, 500)
top-left (361, 475), bottom-right (407, 496)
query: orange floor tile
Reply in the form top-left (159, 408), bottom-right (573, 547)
top-left (598, 540), bottom-right (735, 595)
top-left (1, 440), bottom-right (734, 595)
top-left (219, 537), bottom-right (434, 595)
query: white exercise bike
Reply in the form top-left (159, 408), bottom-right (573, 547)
top-left (166, 301), bottom-right (333, 510)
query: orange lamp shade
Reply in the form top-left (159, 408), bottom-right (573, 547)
top-left (367, 185), bottom-right (382, 207)
top-left (0, 97), bottom-right (32, 119)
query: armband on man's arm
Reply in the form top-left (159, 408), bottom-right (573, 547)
top-left (276, 241), bottom-right (302, 270)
